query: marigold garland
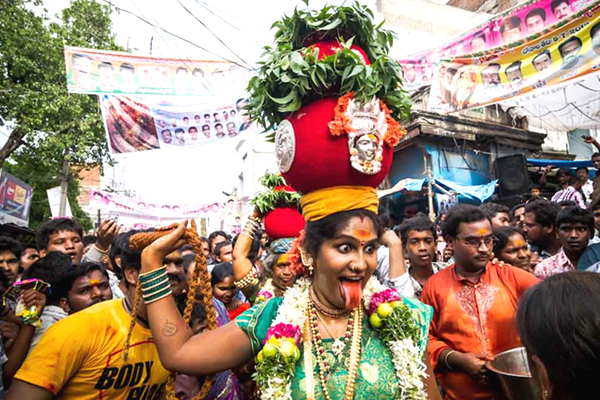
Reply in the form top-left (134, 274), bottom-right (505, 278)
top-left (328, 92), bottom-right (354, 136)
top-left (328, 92), bottom-right (407, 147)
top-left (378, 99), bottom-right (406, 147)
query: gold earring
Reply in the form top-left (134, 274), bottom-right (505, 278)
top-left (300, 249), bottom-right (314, 274)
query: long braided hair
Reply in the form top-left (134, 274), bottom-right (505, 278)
top-left (128, 221), bottom-right (217, 400)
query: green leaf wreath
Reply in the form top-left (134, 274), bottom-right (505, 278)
top-left (251, 171), bottom-right (302, 215)
top-left (246, 1), bottom-right (412, 134)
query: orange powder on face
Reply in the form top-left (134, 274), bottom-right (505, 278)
top-left (477, 228), bottom-right (489, 235)
top-left (514, 239), bottom-right (526, 247)
top-left (355, 230), bottom-right (371, 239)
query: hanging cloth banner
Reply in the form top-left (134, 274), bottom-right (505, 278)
top-left (427, 4), bottom-right (600, 113)
top-left (399, 0), bottom-right (598, 92)
top-left (100, 95), bottom-right (255, 154)
top-left (64, 46), bottom-right (251, 96)
top-left (89, 189), bottom-right (223, 218)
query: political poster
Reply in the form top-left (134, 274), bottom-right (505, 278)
top-left (428, 5), bottom-right (600, 113)
top-left (89, 189), bottom-right (223, 219)
top-left (0, 171), bottom-right (34, 227)
top-left (64, 47), bottom-right (251, 96)
top-left (100, 95), bottom-right (254, 154)
top-left (400, 0), bottom-right (598, 91)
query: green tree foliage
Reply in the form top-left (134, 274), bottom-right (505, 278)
top-left (0, 0), bottom-right (122, 228)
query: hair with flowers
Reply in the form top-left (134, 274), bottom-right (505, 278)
top-left (287, 230), bottom-right (308, 276)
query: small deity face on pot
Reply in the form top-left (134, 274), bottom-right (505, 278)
top-left (355, 133), bottom-right (378, 161)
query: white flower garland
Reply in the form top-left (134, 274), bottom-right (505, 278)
top-left (254, 276), bottom-right (427, 400)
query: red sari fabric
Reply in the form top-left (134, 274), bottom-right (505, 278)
top-left (421, 262), bottom-right (539, 400)
top-left (228, 302), bottom-right (251, 320)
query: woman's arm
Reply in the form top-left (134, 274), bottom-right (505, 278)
top-left (232, 214), bottom-right (258, 282)
top-left (141, 222), bottom-right (254, 375)
top-left (423, 352), bottom-right (442, 400)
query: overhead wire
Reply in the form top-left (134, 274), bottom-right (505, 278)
top-left (195, 1), bottom-right (271, 37)
top-left (174, 0), bottom-right (255, 70)
top-left (127, 0), bottom-right (215, 95)
top-left (192, 0), bottom-right (269, 45)
top-left (98, 0), bottom-right (250, 69)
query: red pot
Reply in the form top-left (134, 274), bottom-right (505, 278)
top-left (309, 39), bottom-right (370, 65)
top-left (281, 97), bottom-right (392, 194)
top-left (264, 207), bottom-right (305, 239)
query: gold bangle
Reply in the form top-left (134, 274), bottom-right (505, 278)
top-left (234, 269), bottom-right (259, 289)
top-left (248, 215), bottom-right (262, 223)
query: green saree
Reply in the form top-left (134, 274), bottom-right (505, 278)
top-left (236, 296), bottom-right (433, 400)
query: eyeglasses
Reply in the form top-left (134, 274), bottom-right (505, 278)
top-left (456, 235), bottom-right (497, 248)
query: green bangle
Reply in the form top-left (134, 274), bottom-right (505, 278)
top-left (142, 278), bottom-right (170, 297)
top-left (139, 267), bottom-right (168, 283)
top-left (144, 286), bottom-right (172, 304)
top-left (141, 272), bottom-right (168, 289)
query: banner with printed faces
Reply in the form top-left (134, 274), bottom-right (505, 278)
top-left (64, 47), bottom-right (251, 96)
top-left (89, 189), bottom-right (223, 220)
top-left (100, 95), bottom-right (253, 154)
top-left (427, 5), bottom-right (600, 113)
top-left (399, 0), bottom-right (598, 91)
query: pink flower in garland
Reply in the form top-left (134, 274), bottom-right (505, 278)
top-left (257, 290), bottom-right (274, 300)
top-left (265, 323), bottom-right (302, 345)
top-left (368, 288), bottom-right (400, 314)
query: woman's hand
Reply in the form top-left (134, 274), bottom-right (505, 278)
top-left (141, 221), bottom-right (188, 273)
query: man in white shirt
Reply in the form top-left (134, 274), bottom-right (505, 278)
top-left (576, 167), bottom-right (594, 205)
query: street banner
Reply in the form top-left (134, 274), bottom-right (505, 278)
top-left (0, 171), bottom-right (33, 227)
top-left (400, 0), bottom-right (598, 91)
top-left (427, 5), bottom-right (600, 113)
top-left (89, 189), bottom-right (223, 219)
top-left (100, 95), bottom-right (252, 154)
top-left (64, 47), bottom-right (251, 96)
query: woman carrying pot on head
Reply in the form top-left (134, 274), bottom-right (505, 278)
top-left (139, 204), bottom-right (440, 399)
top-left (232, 172), bottom-right (305, 304)
top-left (133, 3), bottom-right (441, 399)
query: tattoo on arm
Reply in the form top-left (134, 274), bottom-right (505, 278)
top-left (161, 319), bottom-right (178, 337)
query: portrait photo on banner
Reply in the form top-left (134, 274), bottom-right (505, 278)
top-left (100, 95), bottom-right (251, 154)
top-left (399, 0), bottom-right (598, 93)
top-left (427, 5), bottom-right (600, 113)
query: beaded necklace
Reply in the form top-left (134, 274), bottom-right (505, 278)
top-left (305, 300), bottom-right (363, 400)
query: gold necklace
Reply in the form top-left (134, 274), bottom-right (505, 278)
top-left (309, 286), bottom-right (349, 318)
top-left (305, 300), bottom-right (362, 400)
top-left (313, 307), bottom-right (353, 357)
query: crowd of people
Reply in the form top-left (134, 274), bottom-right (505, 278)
top-left (0, 160), bottom-right (594, 400)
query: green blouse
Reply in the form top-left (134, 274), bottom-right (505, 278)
top-left (236, 296), bottom-right (433, 400)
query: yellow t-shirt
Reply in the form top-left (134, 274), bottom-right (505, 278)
top-left (15, 299), bottom-right (169, 400)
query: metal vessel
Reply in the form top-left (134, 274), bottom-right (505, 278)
top-left (486, 347), bottom-right (545, 400)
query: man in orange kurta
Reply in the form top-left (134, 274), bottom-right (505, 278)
top-left (422, 205), bottom-right (539, 400)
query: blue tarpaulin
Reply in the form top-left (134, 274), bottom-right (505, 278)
top-left (401, 178), bottom-right (498, 204)
top-left (526, 158), bottom-right (593, 168)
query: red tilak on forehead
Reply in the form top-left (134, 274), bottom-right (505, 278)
top-left (354, 229), bottom-right (371, 246)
